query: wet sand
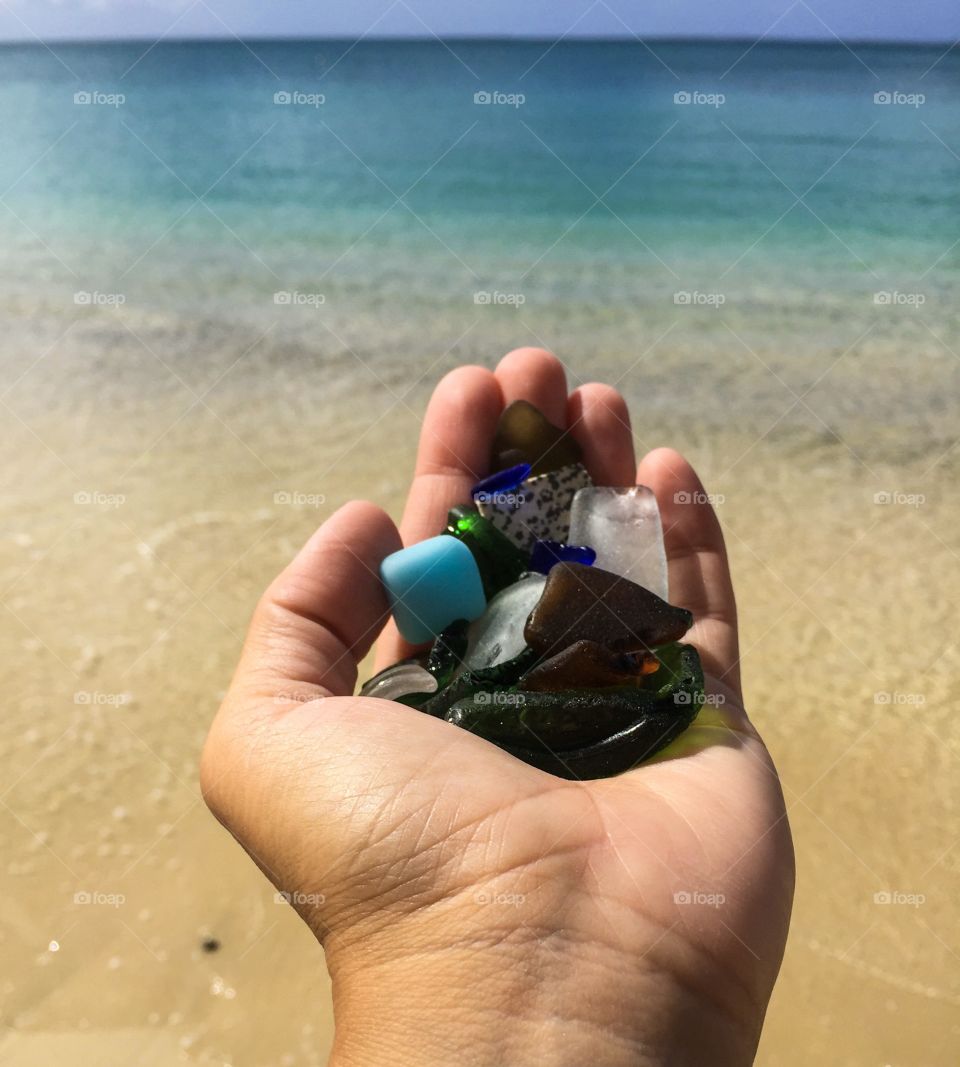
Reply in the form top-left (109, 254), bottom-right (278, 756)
top-left (2, 318), bottom-right (959, 1065)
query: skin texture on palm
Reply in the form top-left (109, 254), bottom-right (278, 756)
top-left (201, 349), bottom-right (795, 1066)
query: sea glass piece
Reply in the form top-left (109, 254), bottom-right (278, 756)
top-left (425, 618), bottom-right (470, 688)
top-left (449, 643), bottom-right (704, 780)
top-left (444, 505), bottom-right (529, 599)
top-left (528, 539), bottom-right (597, 575)
top-left (568, 486), bottom-right (668, 600)
top-left (476, 462), bottom-right (592, 551)
top-left (462, 572), bottom-right (547, 671)
top-left (490, 400), bottom-right (583, 476)
top-left (471, 463), bottom-right (531, 502)
top-left (360, 660), bottom-right (439, 701)
top-left (517, 639), bottom-right (659, 692)
top-left (524, 562), bottom-right (693, 658)
top-left (418, 646), bottom-right (540, 720)
top-left (380, 536), bottom-right (486, 644)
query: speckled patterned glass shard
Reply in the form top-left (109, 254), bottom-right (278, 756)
top-left (475, 462), bottom-right (592, 552)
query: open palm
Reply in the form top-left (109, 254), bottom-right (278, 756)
top-left (202, 348), bottom-right (794, 1063)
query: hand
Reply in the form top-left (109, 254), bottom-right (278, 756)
top-left (201, 348), bottom-right (795, 1067)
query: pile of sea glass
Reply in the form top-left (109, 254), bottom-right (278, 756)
top-left (362, 400), bottom-right (704, 780)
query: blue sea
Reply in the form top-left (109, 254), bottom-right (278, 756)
top-left (0, 39), bottom-right (958, 444)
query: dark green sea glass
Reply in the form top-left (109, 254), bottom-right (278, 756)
top-left (418, 646), bottom-right (540, 719)
top-left (446, 643), bottom-right (704, 779)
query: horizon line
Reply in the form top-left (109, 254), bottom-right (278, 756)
top-left (0, 32), bottom-right (956, 48)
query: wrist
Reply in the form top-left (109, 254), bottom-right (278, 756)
top-left (325, 919), bottom-right (761, 1067)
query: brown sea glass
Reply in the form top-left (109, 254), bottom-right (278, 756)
top-left (524, 562), bottom-right (693, 657)
top-left (518, 639), bottom-right (660, 692)
top-left (490, 399), bottom-right (582, 476)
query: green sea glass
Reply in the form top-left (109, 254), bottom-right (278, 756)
top-left (444, 505), bottom-right (529, 599)
top-left (446, 643), bottom-right (704, 779)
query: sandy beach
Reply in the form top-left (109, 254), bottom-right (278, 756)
top-left (1, 305), bottom-right (958, 1065)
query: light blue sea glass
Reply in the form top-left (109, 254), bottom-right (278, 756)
top-left (380, 536), bottom-right (487, 644)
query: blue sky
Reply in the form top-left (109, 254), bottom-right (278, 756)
top-left (0, 0), bottom-right (955, 43)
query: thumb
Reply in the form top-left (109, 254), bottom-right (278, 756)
top-left (235, 499), bottom-right (402, 700)
top-left (199, 500), bottom-right (401, 880)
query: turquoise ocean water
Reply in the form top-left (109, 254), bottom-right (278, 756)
top-left (0, 39), bottom-right (958, 441)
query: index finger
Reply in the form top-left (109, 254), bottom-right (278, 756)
top-left (374, 365), bottom-right (502, 667)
